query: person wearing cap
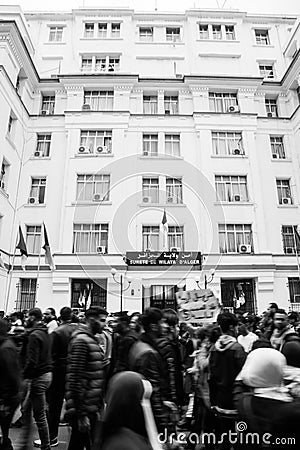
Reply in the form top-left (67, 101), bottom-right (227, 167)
top-left (16, 307), bottom-right (53, 450)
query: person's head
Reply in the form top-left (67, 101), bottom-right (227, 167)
top-left (77, 311), bottom-right (85, 323)
top-left (273, 309), bottom-right (288, 331)
top-left (0, 318), bottom-right (9, 338)
top-left (162, 308), bottom-right (179, 338)
top-left (43, 307), bottom-right (56, 323)
top-left (288, 311), bottom-right (299, 327)
top-left (115, 314), bottom-right (130, 336)
top-left (129, 312), bottom-right (142, 333)
top-left (217, 312), bottom-right (238, 336)
top-left (238, 323), bottom-right (248, 336)
top-left (238, 348), bottom-right (286, 389)
top-left (59, 306), bottom-right (72, 323)
top-left (27, 307), bottom-right (43, 328)
top-left (140, 307), bottom-right (163, 338)
top-left (85, 307), bottom-right (108, 334)
top-left (268, 303), bottom-right (278, 316)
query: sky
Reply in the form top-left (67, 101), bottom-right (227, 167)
top-left (1, 0), bottom-right (300, 14)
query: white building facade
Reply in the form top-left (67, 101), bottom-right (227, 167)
top-left (0, 5), bottom-right (300, 315)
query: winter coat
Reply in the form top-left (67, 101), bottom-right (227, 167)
top-left (113, 330), bottom-right (140, 374)
top-left (209, 334), bottom-right (246, 409)
top-left (65, 325), bottom-right (105, 418)
top-left (0, 336), bottom-right (22, 404)
top-left (51, 322), bottom-right (78, 373)
top-left (129, 333), bottom-right (169, 432)
top-left (23, 323), bottom-right (53, 379)
top-left (281, 332), bottom-right (300, 368)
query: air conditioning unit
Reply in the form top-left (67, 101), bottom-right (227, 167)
top-left (167, 197), bottom-right (174, 203)
top-left (267, 112), bottom-right (273, 118)
top-left (234, 195), bottom-right (241, 202)
top-left (34, 151), bottom-right (41, 157)
top-left (239, 244), bottom-right (252, 254)
top-left (272, 153), bottom-right (278, 159)
top-left (82, 103), bottom-right (91, 111)
top-left (227, 105), bottom-right (239, 113)
top-left (93, 193), bottom-right (103, 202)
top-left (41, 110), bottom-right (49, 115)
top-left (165, 109), bottom-right (170, 115)
top-left (96, 245), bottom-right (106, 254)
top-left (282, 197), bottom-right (292, 205)
top-left (170, 247), bottom-right (181, 252)
top-left (28, 197), bottom-right (37, 204)
top-left (143, 151), bottom-right (149, 156)
top-left (96, 145), bottom-right (109, 154)
top-left (142, 196), bottom-right (151, 203)
top-left (286, 247), bottom-right (294, 254)
top-left (78, 146), bottom-right (90, 154)
top-left (233, 148), bottom-right (241, 155)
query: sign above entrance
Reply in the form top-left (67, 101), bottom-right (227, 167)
top-left (125, 251), bottom-right (202, 267)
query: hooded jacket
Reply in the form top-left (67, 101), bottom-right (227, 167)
top-left (209, 334), bottom-right (246, 409)
top-left (23, 322), bottom-right (53, 379)
top-left (65, 325), bottom-right (105, 418)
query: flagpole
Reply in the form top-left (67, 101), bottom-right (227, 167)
top-left (4, 232), bottom-right (19, 313)
top-left (293, 227), bottom-right (300, 281)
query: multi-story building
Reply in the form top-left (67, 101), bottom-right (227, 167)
top-left (0, 5), bottom-right (300, 315)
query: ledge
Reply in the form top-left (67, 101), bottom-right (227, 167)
top-left (139, 202), bottom-right (186, 207)
top-left (271, 158), bottom-right (292, 162)
top-left (24, 204), bottom-right (46, 208)
top-left (139, 155), bottom-right (183, 160)
top-left (277, 204), bottom-right (298, 209)
top-left (73, 153), bottom-right (114, 158)
top-left (211, 155), bottom-right (248, 159)
top-left (29, 156), bottom-right (51, 161)
top-left (70, 201), bottom-right (112, 206)
top-left (214, 201), bottom-right (254, 206)
top-left (196, 39), bottom-right (240, 44)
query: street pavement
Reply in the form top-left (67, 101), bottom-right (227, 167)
top-left (10, 424), bottom-right (71, 450)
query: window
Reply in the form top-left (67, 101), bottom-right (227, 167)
top-left (259, 64), bottom-right (274, 79)
top-left (164, 95), bottom-right (178, 114)
top-left (73, 223), bottom-right (108, 253)
top-left (77, 174), bottom-right (110, 202)
top-left (150, 285), bottom-right (177, 310)
top-left (0, 159), bottom-right (9, 191)
top-left (83, 91), bottom-right (113, 110)
top-left (166, 178), bottom-right (183, 204)
top-left (255, 29), bottom-right (270, 45)
top-left (212, 132), bottom-right (243, 156)
top-left (166, 27), bottom-right (180, 42)
top-left (143, 95), bottom-right (158, 114)
top-left (219, 224), bottom-right (252, 253)
top-left (98, 23), bottom-right (107, 38)
top-left (81, 58), bottom-right (93, 71)
top-left (139, 27), bottom-right (153, 41)
top-left (168, 226), bottom-right (184, 250)
top-left (111, 23), bottom-right (121, 38)
top-left (212, 25), bottom-right (222, 40)
top-left (143, 134), bottom-right (158, 156)
top-left (84, 23), bottom-right (94, 38)
top-left (7, 113), bottom-right (16, 137)
top-left (26, 225), bottom-right (42, 254)
top-left (276, 179), bottom-right (293, 205)
top-left (288, 278), bottom-right (300, 304)
top-left (270, 136), bottom-right (285, 159)
top-left (36, 134), bottom-right (51, 157)
top-left (142, 178), bottom-right (159, 203)
top-left (49, 26), bottom-right (63, 42)
top-left (199, 24), bottom-right (209, 39)
top-left (107, 57), bottom-right (120, 72)
top-left (41, 95), bottom-right (55, 115)
top-left (282, 226), bottom-right (300, 254)
top-left (17, 279), bottom-right (37, 311)
top-left (165, 134), bottom-right (180, 157)
top-left (71, 279), bottom-right (107, 309)
top-left (265, 98), bottom-right (278, 117)
top-left (225, 25), bottom-right (235, 40)
top-left (215, 175), bottom-right (249, 202)
top-left (209, 92), bottom-right (238, 113)
top-left (29, 178), bottom-right (46, 204)
top-left (142, 226), bottom-right (159, 251)
top-left (80, 130), bottom-right (112, 154)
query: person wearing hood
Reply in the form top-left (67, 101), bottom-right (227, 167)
top-left (15, 307), bottom-right (53, 450)
top-left (101, 371), bottom-right (163, 450)
top-left (0, 318), bottom-right (22, 450)
top-left (65, 307), bottom-right (106, 450)
top-left (234, 348), bottom-right (300, 449)
top-left (209, 312), bottom-right (246, 409)
top-left (270, 309), bottom-right (300, 367)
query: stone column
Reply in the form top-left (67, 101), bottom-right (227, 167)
top-left (190, 86), bottom-right (209, 111)
top-left (65, 84), bottom-right (84, 110)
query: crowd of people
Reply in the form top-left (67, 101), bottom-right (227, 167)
top-left (0, 302), bottom-right (300, 450)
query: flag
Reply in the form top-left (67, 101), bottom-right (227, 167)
top-left (161, 209), bottom-right (168, 251)
top-left (16, 226), bottom-right (28, 271)
top-left (0, 251), bottom-right (5, 269)
top-left (42, 224), bottom-right (56, 270)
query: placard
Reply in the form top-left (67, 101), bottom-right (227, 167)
top-left (176, 288), bottom-right (220, 325)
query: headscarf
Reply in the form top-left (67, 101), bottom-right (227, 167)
top-left (103, 371), bottom-right (163, 450)
top-left (237, 348), bottom-right (293, 402)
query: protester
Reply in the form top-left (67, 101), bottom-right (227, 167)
top-left (94, 308), bottom-right (111, 383)
top-left (0, 318), bottom-right (22, 450)
top-left (43, 308), bottom-right (58, 334)
top-left (113, 314), bottom-right (140, 374)
top-left (101, 371), bottom-right (163, 450)
top-left (237, 323), bottom-right (258, 353)
top-left (271, 308), bottom-right (300, 367)
top-left (15, 307), bottom-right (52, 450)
top-left (65, 307), bottom-right (106, 450)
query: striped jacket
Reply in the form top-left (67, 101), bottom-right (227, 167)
top-left (65, 325), bottom-right (105, 418)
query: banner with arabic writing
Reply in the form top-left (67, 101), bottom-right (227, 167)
top-left (176, 288), bottom-right (221, 325)
top-left (125, 251), bottom-right (201, 267)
